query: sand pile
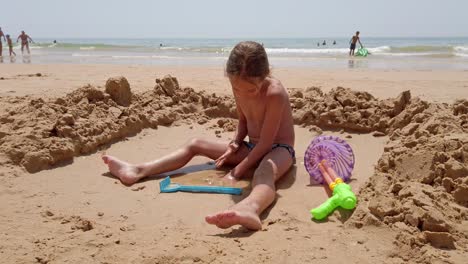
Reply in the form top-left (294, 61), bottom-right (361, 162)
top-left (290, 86), bottom-right (416, 133)
top-left (348, 98), bottom-right (468, 262)
top-left (0, 75), bottom-right (237, 173)
top-left (0, 77), bottom-right (416, 173)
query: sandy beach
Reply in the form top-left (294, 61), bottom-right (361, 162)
top-left (0, 64), bottom-right (467, 264)
top-left (1, 64), bottom-right (468, 102)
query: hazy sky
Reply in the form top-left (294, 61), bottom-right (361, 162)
top-left (2, 0), bottom-right (467, 38)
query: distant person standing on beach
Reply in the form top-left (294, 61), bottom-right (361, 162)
top-left (349, 31), bottom-right (363, 56)
top-left (0, 27), bottom-right (6, 56)
top-left (6, 35), bottom-right (16, 57)
top-left (322, 40), bottom-right (326, 46)
top-left (17, 31), bottom-right (34, 55)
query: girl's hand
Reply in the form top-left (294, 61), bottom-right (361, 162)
top-left (223, 170), bottom-right (237, 180)
top-left (224, 166), bottom-right (244, 179)
top-left (214, 141), bottom-right (239, 168)
top-left (222, 170), bottom-right (240, 186)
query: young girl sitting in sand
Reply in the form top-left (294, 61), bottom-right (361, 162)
top-left (102, 41), bottom-right (295, 230)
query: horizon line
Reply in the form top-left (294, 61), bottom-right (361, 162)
top-left (32, 36), bottom-right (468, 39)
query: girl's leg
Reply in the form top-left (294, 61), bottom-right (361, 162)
top-left (206, 147), bottom-right (293, 230)
top-left (102, 138), bottom-right (249, 185)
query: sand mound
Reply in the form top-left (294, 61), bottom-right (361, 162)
top-left (291, 87), bottom-right (415, 133)
top-left (348, 99), bottom-right (468, 262)
top-left (0, 75), bottom-right (236, 172)
top-left (105, 77), bottom-right (132, 107)
top-left (0, 78), bottom-right (416, 173)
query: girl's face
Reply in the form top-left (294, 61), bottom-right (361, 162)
top-left (228, 75), bottom-right (262, 97)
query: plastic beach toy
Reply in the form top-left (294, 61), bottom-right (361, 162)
top-left (309, 161), bottom-right (357, 220)
top-left (159, 176), bottom-right (242, 195)
top-left (355, 47), bottom-right (369, 57)
top-left (304, 135), bottom-right (355, 184)
top-left (304, 135), bottom-right (357, 220)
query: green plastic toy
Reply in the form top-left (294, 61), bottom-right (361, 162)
top-left (355, 47), bottom-right (368, 57)
top-left (310, 161), bottom-right (357, 220)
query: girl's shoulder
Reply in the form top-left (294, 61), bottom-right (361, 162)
top-left (265, 77), bottom-right (287, 95)
top-left (264, 78), bottom-right (290, 104)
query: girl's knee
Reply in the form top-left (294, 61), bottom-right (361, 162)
top-left (252, 162), bottom-right (276, 186)
top-left (187, 137), bottom-right (203, 153)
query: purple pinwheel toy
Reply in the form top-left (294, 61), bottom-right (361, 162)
top-left (305, 135), bottom-right (357, 220)
top-left (304, 135), bottom-right (355, 185)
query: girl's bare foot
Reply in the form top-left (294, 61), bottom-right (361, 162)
top-left (102, 155), bottom-right (141, 185)
top-left (205, 203), bottom-right (262, 230)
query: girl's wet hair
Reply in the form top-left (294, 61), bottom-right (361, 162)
top-left (226, 41), bottom-right (270, 80)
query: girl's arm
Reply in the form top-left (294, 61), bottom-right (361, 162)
top-left (233, 102), bottom-right (248, 144)
top-left (232, 92), bottom-right (285, 177)
top-left (215, 102), bottom-right (247, 169)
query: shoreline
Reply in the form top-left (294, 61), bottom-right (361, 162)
top-left (2, 56), bottom-right (468, 71)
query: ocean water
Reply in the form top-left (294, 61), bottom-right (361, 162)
top-left (3, 37), bottom-right (468, 69)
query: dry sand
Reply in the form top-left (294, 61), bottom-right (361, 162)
top-left (0, 65), bottom-right (467, 264)
top-left (1, 64), bottom-right (468, 102)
